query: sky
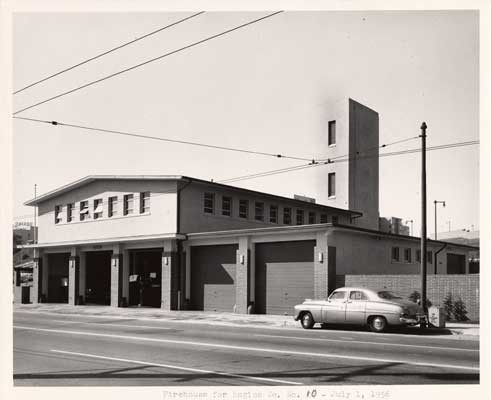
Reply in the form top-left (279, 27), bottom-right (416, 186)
top-left (12, 9), bottom-right (480, 236)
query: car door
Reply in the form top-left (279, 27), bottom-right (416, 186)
top-left (345, 290), bottom-right (368, 324)
top-left (321, 290), bottom-right (347, 323)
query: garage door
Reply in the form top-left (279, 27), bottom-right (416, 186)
top-left (47, 253), bottom-right (70, 303)
top-left (190, 244), bottom-right (237, 312)
top-left (447, 253), bottom-right (466, 274)
top-left (255, 240), bottom-right (315, 315)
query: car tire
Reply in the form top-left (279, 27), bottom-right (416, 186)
top-left (369, 316), bottom-right (387, 333)
top-left (301, 312), bottom-right (315, 329)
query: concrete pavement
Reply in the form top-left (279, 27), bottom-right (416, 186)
top-left (13, 303), bottom-right (480, 340)
top-left (13, 309), bottom-right (480, 386)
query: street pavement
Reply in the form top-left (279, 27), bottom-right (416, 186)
top-left (13, 307), bottom-right (480, 386)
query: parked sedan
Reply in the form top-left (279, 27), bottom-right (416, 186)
top-left (294, 287), bottom-right (425, 332)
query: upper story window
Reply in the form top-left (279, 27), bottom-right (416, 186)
top-left (332, 215), bottom-right (339, 224)
top-left (203, 192), bottom-right (214, 214)
top-left (67, 203), bottom-right (74, 223)
top-left (222, 196), bottom-right (232, 216)
top-left (296, 209), bottom-right (304, 225)
top-left (391, 247), bottom-right (400, 262)
top-left (328, 173), bottom-right (336, 197)
top-left (255, 202), bottom-right (264, 221)
top-left (93, 198), bottom-right (103, 219)
top-left (427, 251), bottom-right (433, 264)
top-left (239, 199), bottom-right (249, 219)
top-left (283, 207), bottom-right (292, 225)
top-left (54, 205), bottom-right (62, 224)
top-left (269, 205), bottom-right (278, 223)
top-left (140, 192), bottom-right (150, 213)
top-left (80, 200), bottom-right (89, 221)
top-left (328, 120), bottom-right (336, 146)
top-left (108, 196), bottom-right (118, 217)
top-left (123, 194), bottom-right (134, 216)
top-left (308, 211), bottom-right (315, 224)
top-left (416, 249), bottom-right (421, 262)
top-left (404, 248), bottom-right (412, 263)
top-left (320, 214), bottom-right (328, 223)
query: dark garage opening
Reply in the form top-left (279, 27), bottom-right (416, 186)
top-left (47, 253), bottom-right (70, 303)
top-left (190, 244), bottom-right (237, 312)
top-left (447, 253), bottom-right (466, 274)
top-left (255, 240), bottom-right (315, 315)
top-left (129, 249), bottom-right (162, 307)
top-left (85, 251), bottom-right (112, 305)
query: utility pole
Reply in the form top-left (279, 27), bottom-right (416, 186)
top-left (420, 122), bottom-right (428, 326)
top-left (34, 184), bottom-right (37, 244)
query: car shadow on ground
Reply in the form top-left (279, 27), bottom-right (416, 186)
top-left (315, 323), bottom-right (454, 336)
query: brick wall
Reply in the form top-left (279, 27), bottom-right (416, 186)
top-left (336, 274), bottom-right (480, 321)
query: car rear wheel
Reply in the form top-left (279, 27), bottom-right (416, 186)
top-left (301, 312), bottom-right (315, 329)
top-left (369, 316), bottom-right (387, 333)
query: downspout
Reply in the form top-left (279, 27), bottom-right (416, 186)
top-left (176, 178), bottom-right (192, 309)
top-left (434, 242), bottom-right (447, 274)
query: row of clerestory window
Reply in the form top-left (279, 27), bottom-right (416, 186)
top-left (203, 192), bottom-right (339, 226)
top-left (54, 192), bottom-right (150, 224)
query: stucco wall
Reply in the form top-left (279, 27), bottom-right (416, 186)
top-left (314, 98), bottom-right (350, 209)
top-left (348, 99), bottom-right (379, 230)
top-left (332, 229), bottom-right (474, 275)
top-left (179, 181), bottom-right (352, 233)
top-left (37, 179), bottom-right (178, 243)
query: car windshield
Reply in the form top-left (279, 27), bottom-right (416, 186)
top-left (377, 291), bottom-right (402, 300)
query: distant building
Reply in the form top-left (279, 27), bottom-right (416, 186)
top-left (436, 230), bottom-right (479, 274)
top-left (379, 217), bottom-right (410, 236)
top-left (13, 225), bottom-right (37, 266)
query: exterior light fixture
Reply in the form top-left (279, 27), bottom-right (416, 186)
top-left (318, 252), bottom-right (324, 263)
top-left (239, 254), bottom-right (245, 265)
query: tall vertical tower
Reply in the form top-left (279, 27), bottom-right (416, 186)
top-left (318, 98), bottom-right (380, 229)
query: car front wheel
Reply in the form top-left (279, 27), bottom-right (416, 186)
top-left (369, 316), bottom-right (387, 333)
top-left (301, 312), bottom-right (315, 329)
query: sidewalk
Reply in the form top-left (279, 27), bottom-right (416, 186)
top-left (13, 303), bottom-right (480, 340)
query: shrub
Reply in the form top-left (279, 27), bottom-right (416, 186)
top-left (453, 297), bottom-right (469, 321)
top-left (443, 292), bottom-right (454, 321)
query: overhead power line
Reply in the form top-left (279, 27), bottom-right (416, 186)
top-left (13, 116), bottom-right (313, 161)
top-left (13, 12), bottom-right (205, 95)
top-left (219, 140), bottom-right (479, 183)
top-left (13, 11), bottom-right (284, 115)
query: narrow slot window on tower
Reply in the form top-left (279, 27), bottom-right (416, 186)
top-left (328, 173), bottom-right (336, 198)
top-left (328, 120), bottom-right (336, 146)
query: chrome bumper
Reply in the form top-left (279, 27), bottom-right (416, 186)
top-left (400, 315), bottom-right (426, 325)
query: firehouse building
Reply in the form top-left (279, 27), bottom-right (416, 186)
top-left (19, 99), bottom-right (478, 314)
top-left (21, 175), bottom-right (477, 315)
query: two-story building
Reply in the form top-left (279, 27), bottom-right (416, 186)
top-left (19, 174), bottom-right (478, 315)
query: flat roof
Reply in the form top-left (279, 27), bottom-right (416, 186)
top-left (24, 174), bottom-right (362, 216)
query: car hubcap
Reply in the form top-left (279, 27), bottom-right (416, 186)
top-left (374, 318), bottom-right (383, 329)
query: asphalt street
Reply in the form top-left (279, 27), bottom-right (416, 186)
top-left (13, 310), bottom-right (479, 386)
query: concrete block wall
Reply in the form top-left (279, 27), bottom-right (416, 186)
top-left (336, 274), bottom-right (480, 321)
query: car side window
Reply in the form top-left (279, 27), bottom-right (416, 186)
top-left (349, 291), bottom-right (367, 301)
top-left (329, 291), bottom-right (346, 300)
